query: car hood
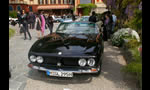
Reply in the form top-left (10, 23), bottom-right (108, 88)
top-left (29, 33), bottom-right (100, 56)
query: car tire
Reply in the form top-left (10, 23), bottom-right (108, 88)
top-left (92, 56), bottom-right (103, 77)
top-left (94, 62), bottom-right (102, 76)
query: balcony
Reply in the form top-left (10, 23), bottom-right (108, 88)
top-left (9, 1), bottom-right (28, 4)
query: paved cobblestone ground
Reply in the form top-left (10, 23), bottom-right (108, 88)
top-left (9, 23), bottom-right (139, 90)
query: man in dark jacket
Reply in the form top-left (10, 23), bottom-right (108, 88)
top-left (71, 11), bottom-right (75, 21)
top-left (89, 11), bottom-right (97, 23)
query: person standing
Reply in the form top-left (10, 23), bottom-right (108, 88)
top-left (104, 14), bottom-right (112, 40)
top-left (89, 11), bottom-right (97, 23)
top-left (47, 14), bottom-right (54, 34)
top-left (20, 10), bottom-right (32, 40)
top-left (36, 13), bottom-right (42, 39)
top-left (28, 12), bottom-right (35, 29)
top-left (112, 12), bottom-right (117, 33)
top-left (103, 14), bottom-right (109, 41)
top-left (71, 11), bottom-right (75, 21)
top-left (17, 11), bottom-right (22, 35)
top-left (17, 11), bottom-right (21, 28)
top-left (32, 13), bottom-right (36, 29)
top-left (40, 11), bottom-right (46, 37)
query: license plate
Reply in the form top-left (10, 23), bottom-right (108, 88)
top-left (46, 70), bottom-right (73, 77)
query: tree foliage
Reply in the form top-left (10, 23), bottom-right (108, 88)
top-left (9, 11), bottom-right (17, 18)
top-left (78, 3), bottom-right (97, 16)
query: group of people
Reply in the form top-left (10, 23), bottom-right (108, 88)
top-left (16, 10), bottom-right (76, 40)
top-left (89, 11), bottom-right (117, 41)
top-left (102, 12), bottom-right (117, 41)
top-left (16, 10), bottom-right (116, 41)
top-left (17, 10), bottom-right (55, 40)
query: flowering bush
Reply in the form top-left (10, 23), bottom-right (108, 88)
top-left (111, 28), bottom-right (140, 47)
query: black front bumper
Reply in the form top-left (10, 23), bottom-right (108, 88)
top-left (28, 63), bottom-right (100, 74)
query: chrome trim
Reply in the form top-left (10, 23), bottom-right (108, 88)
top-left (30, 64), bottom-right (99, 74)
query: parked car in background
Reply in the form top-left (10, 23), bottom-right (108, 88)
top-left (62, 18), bottom-right (73, 22)
top-left (9, 16), bottom-right (18, 22)
top-left (52, 16), bottom-right (62, 23)
top-left (80, 16), bottom-right (90, 22)
top-left (28, 21), bottom-right (104, 77)
top-left (57, 17), bottom-right (73, 23)
top-left (9, 16), bottom-right (18, 25)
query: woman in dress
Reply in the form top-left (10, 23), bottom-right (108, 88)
top-left (40, 11), bottom-right (46, 37)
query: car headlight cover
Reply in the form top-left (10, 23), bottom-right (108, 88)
top-left (87, 58), bottom-right (95, 66)
top-left (78, 59), bottom-right (86, 66)
top-left (36, 56), bottom-right (44, 63)
top-left (30, 55), bottom-right (36, 62)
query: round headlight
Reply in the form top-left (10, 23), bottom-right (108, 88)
top-left (36, 56), bottom-right (44, 63)
top-left (87, 58), bottom-right (95, 66)
top-left (30, 55), bottom-right (36, 62)
top-left (78, 59), bottom-right (86, 66)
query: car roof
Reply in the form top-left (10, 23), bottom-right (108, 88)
top-left (61, 21), bottom-right (95, 24)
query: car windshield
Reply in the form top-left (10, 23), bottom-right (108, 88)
top-left (56, 22), bottom-right (98, 34)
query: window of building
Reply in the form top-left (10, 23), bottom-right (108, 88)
top-left (63, 0), bottom-right (67, 4)
top-left (39, 0), bottom-right (43, 4)
top-left (71, 0), bottom-right (74, 5)
top-left (29, 6), bottom-right (32, 11)
top-left (45, 0), bottom-right (48, 4)
top-left (80, 0), bottom-right (91, 4)
top-left (9, 5), bottom-right (13, 11)
top-left (68, 0), bottom-right (73, 4)
top-left (51, 0), bottom-right (56, 4)
top-left (58, 0), bottom-right (61, 4)
top-left (16, 5), bottom-right (21, 11)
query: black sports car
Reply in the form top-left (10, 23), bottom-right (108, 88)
top-left (28, 21), bottom-right (104, 77)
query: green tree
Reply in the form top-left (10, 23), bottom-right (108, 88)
top-left (78, 3), bottom-right (97, 16)
top-left (9, 11), bottom-right (17, 18)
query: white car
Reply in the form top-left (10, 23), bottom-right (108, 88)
top-left (9, 16), bottom-right (18, 24)
top-left (63, 18), bottom-right (73, 22)
top-left (9, 16), bottom-right (18, 21)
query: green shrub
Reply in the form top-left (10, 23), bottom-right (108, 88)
top-left (122, 46), bottom-right (142, 88)
top-left (9, 11), bottom-right (17, 18)
top-left (126, 9), bottom-right (142, 39)
top-left (130, 47), bottom-right (142, 62)
top-left (83, 8), bottom-right (91, 16)
top-left (125, 39), bottom-right (140, 49)
top-left (9, 28), bottom-right (15, 39)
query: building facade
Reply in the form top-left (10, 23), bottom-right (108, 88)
top-left (9, 0), bottom-right (107, 16)
top-left (92, 0), bottom-right (107, 14)
top-left (75, 0), bottom-right (107, 15)
top-left (9, 0), bottom-right (75, 16)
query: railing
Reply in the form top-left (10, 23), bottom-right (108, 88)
top-left (9, 1), bottom-right (28, 4)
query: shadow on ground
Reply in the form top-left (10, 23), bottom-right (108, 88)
top-left (100, 41), bottom-right (139, 89)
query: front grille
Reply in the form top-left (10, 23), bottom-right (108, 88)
top-left (44, 57), bottom-right (58, 65)
top-left (43, 56), bottom-right (79, 67)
